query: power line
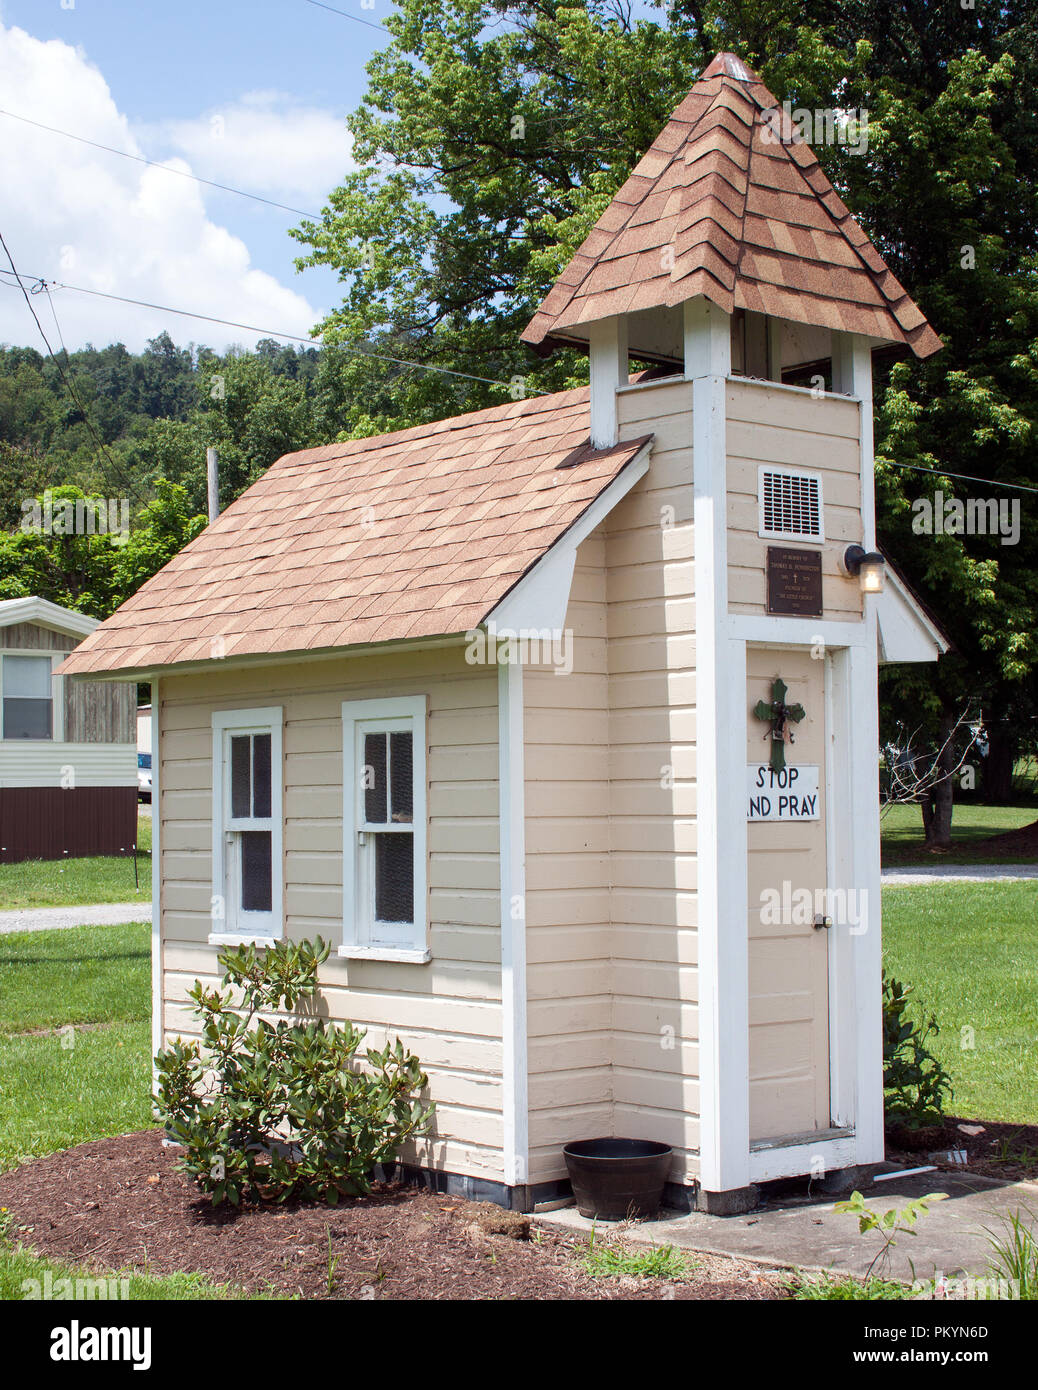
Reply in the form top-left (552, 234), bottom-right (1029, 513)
top-left (0, 234), bottom-right (149, 509)
top-left (301, 0), bottom-right (388, 35)
top-left (5, 267), bottom-right (1034, 500)
top-left (38, 280), bottom-right (69, 357)
top-left (884, 461), bottom-right (1038, 497)
top-left (4, 268), bottom-right (1038, 461)
top-left (0, 267), bottom-right (546, 394)
top-left (0, 108), bottom-right (324, 221)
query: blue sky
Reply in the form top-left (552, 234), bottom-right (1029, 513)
top-left (0, 0), bottom-right (390, 351)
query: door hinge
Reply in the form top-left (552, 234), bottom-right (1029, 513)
top-left (813, 914), bottom-right (832, 931)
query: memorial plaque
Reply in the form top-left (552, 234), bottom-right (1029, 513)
top-left (766, 547), bottom-right (823, 617)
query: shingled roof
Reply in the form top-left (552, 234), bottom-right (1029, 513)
top-left (58, 388), bottom-right (650, 678)
top-left (522, 52), bottom-right (941, 359)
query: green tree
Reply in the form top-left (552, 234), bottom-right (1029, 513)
top-left (292, 0), bottom-right (1038, 837)
top-left (0, 481), bottom-right (205, 619)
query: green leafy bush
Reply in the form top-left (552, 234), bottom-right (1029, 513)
top-left (154, 937), bottom-right (433, 1206)
top-left (882, 971), bottom-right (953, 1129)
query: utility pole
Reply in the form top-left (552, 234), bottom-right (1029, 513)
top-left (206, 446), bottom-right (220, 522)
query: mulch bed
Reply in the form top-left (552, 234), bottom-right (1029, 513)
top-left (970, 819), bottom-right (1038, 860)
top-left (0, 1130), bottom-right (783, 1301)
top-left (882, 814), bottom-right (1038, 865)
top-left (885, 1115), bottom-right (1038, 1184)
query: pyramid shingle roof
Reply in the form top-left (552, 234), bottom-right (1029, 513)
top-left (522, 53), bottom-right (940, 359)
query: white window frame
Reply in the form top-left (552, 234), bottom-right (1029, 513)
top-left (0, 649), bottom-right (63, 742)
top-left (757, 465), bottom-right (825, 544)
top-left (209, 707), bottom-right (284, 947)
top-left (341, 695), bottom-right (428, 963)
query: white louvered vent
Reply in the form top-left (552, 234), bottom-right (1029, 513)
top-left (758, 468), bottom-right (824, 543)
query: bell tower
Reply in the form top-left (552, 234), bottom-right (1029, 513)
top-left (523, 50), bottom-right (939, 525)
top-left (522, 52), bottom-right (943, 1211)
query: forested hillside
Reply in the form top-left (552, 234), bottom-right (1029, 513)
top-left (0, 333), bottom-right (337, 528)
top-left (0, 330), bottom-right (452, 618)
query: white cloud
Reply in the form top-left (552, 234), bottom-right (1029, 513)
top-left (145, 91), bottom-right (353, 204)
top-left (0, 23), bottom-right (328, 352)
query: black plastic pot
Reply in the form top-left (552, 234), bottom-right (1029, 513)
top-left (563, 1137), bottom-right (673, 1221)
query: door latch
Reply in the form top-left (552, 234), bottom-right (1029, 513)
top-left (813, 915), bottom-right (832, 931)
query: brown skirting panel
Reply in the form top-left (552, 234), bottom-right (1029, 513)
top-left (0, 786), bottom-right (139, 863)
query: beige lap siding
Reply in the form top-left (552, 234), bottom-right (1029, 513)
top-left (524, 377), bottom-right (701, 1191)
top-left (611, 379), bottom-right (699, 1187)
top-left (726, 379), bottom-right (864, 620)
top-left (523, 534), bottom-right (612, 1183)
top-left (158, 644), bottom-right (505, 1182)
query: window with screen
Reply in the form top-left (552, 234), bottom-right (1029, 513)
top-left (211, 709), bottom-right (282, 941)
top-left (342, 696), bottom-right (427, 958)
top-left (2, 654), bottom-right (54, 739)
top-left (758, 467), bottom-right (825, 544)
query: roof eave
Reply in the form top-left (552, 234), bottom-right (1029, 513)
top-left (0, 595), bottom-right (100, 640)
top-left (56, 632), bottom-right (474, 685)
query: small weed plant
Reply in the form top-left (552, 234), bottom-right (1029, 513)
top-left (578, 1227), bottom-right (692, 1280)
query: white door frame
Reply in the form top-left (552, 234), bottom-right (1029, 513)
top-left (719, 614), bottom-right (883, 1186)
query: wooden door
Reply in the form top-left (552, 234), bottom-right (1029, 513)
top-left (746, 647), bottom-right (831, 1140)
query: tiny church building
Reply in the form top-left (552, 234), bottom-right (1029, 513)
top-left (61, 54), bottom-right (947, 1212)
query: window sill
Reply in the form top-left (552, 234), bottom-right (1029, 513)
top-left (208, 932), bottom-right (281, 948)
top-left (337, 945), bottom-right (431, 965)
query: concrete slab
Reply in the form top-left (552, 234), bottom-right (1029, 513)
top-left (535, 1168), bottom-right (1038, 1283)
top-left (0, 902), bottom-right (149, 934)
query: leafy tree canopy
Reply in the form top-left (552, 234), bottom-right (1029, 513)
top-left (291, 0), bottom-right (1038, 791)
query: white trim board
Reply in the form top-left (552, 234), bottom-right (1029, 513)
top-left (876, 566), bottom-right (948, 663)
top-left (486, 442), bottom-right (652, 634)
top-left (0, 595), bottom-right (99, 640)
top-left (498, 659), bottom-right (528, 1192)
top-left (150, 678), bottom-right (162, 1098)
top-left (56, 633), bottom-right (471, 685)
top-left (847, 620), bottom-right (885, 1164)
top-left (686, 295), bottom-right (750, 1199)
top-left (825, 646), bottom-right (857, 1132)
top-left (749, 1133), bottom-right (858, 1184)
top-left (728, 615), bottom-right (870, 649)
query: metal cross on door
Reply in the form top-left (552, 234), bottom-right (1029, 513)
top-left (752, 677), bottom-right (806, 772)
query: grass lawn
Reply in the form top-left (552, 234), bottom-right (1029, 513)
top-left (883, 880), bottom-right (1038, 1124)
top-left (881, 802), bottom-right (1037, 866)
top-left (0, 921), bottom-right (149, 1033)
top-left (0, 1236), bottom-right (271, 1301)
top-left (0, 811), bottom-right (151, 910)
top-left (0, 921), bottom-right (153, 1172)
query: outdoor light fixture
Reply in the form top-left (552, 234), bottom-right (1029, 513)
top-left (843, 544), bottom-right (886, 594)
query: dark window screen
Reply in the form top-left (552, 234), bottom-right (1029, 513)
top-left (252, 734), bottom-right (272, 817)
top-left (240, 831), bottom-right (272, 912)
top-left (364, 732), bottom-right (388, 823)
top-left (389, 731), bottom-right (413, 821)
top-left (3, 698), bottom-right (52, 739)
top-left (230, 736), bottom-right (251, 818)
top-left (375, 832), bottom-right (414, 923)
